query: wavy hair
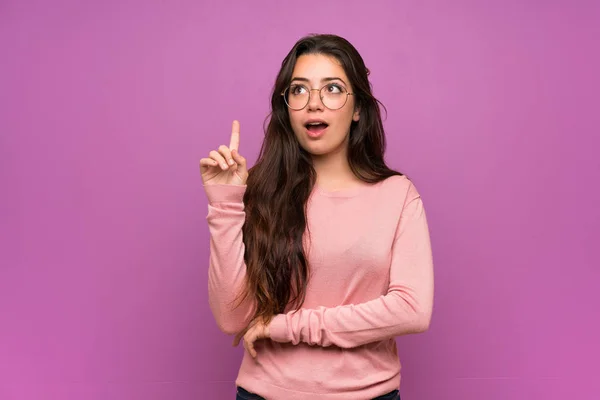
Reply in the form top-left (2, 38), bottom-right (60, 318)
top-left (238, 34), bottom-right (402, 323)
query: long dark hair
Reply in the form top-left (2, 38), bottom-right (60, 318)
top-left (238, 34), bottom-right (402, 323)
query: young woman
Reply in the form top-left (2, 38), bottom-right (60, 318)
top-left (199, 34), bottom-right (434, 400)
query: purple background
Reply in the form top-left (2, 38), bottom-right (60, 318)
top-left (1, 1), bottom-right (599, 399)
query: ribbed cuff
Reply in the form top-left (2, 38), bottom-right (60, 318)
top-left (203, 184), bottom-right (246, 204)
top-left (268, 314), bottom-right (291, 343)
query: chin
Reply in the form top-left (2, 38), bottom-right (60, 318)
top-left (302, 144), bottom-right (338, 158)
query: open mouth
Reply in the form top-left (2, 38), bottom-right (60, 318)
top-left (305, 121), bottom-right (329, 133)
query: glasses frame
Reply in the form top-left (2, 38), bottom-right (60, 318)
top-left (281, 83), bottom-right (355, 111)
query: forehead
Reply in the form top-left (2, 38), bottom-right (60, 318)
top-left (291, 53), bottom-right (349, 83)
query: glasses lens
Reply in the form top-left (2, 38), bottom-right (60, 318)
top-left (283, 83), bottom-right (349, 110)
top-left (285, 84), bottom-right (309, 110)
top-left (320, 83), bottom-right (348, 110)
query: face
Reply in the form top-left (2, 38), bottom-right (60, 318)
top-left (286, 54), bottom-right (360, 158)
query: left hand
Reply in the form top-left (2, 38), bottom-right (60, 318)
top-left (233, 317), bottom-right (271, 358)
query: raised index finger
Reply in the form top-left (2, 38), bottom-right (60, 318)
top-left (229, 120), bottom-right (240, 151)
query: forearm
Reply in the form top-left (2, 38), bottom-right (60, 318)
top-left (269, 280), bottom-right (433, 348)
top-left (205, 184), bottom-right (255, 334)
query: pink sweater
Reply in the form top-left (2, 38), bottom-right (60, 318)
top-left (204, 174), bottom-right (434, 400)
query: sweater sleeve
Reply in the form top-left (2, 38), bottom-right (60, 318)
top-left (268, 182), bottom-right (434, 348)
top-left (204, 184), bottom-right (255, 335)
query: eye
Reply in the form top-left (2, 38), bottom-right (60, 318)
top-left (325, 83), bottom-right (345, 94)
top-left (290, 84), bottom-right (308, 95)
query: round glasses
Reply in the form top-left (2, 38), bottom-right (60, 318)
top-left (281, 83), bottom-right (354, 111)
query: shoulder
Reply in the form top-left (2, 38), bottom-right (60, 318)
top-left (373, 174), bottom-right (425, 220)
top-left (379, 174), bottom-right (419, 199)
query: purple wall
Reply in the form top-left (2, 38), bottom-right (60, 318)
top-left (1, 1), bottom-right (598, 399)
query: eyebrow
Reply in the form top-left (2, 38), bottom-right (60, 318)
top-left (290, 76), bottom-right (348, 86)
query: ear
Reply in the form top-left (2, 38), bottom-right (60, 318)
top-left (352, 107), bottom-right (360, 122)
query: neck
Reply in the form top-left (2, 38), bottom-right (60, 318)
top-left (311, 145), bottom-right (358, 190)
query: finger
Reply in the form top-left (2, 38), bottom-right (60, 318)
top-left (231, 149), bottom-right (246, 169)
top-left (230, 120), bottom-right (240, 152)
top-left (246, 335), bottom-right (257, 358)
top-left (218, 145), bottom-right (235, 167)
top-left (209, 150), bottom-right (229, 170)
top-left (234, 319), bottom-right (256, 347)
top-left (243, 329), bottom-right (257, 358)
top-left (199, 158), bottom-right (218, 169)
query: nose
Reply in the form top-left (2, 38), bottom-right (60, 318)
top-left (306, 88), bottom-right (323, 111)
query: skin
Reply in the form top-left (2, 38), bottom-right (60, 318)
top-left (200, 54), bottom-right (362, 359)
top-left (289, 54), bottom-right (362, 190)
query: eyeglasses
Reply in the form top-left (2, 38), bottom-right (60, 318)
top-left (281, 83), bottom-right (354, 111)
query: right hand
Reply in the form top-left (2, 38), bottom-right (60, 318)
top-left (199, 120), bottom-right (248, 186)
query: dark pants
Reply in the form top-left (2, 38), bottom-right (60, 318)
top-left (236, 386), bottom-right (401, 400)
